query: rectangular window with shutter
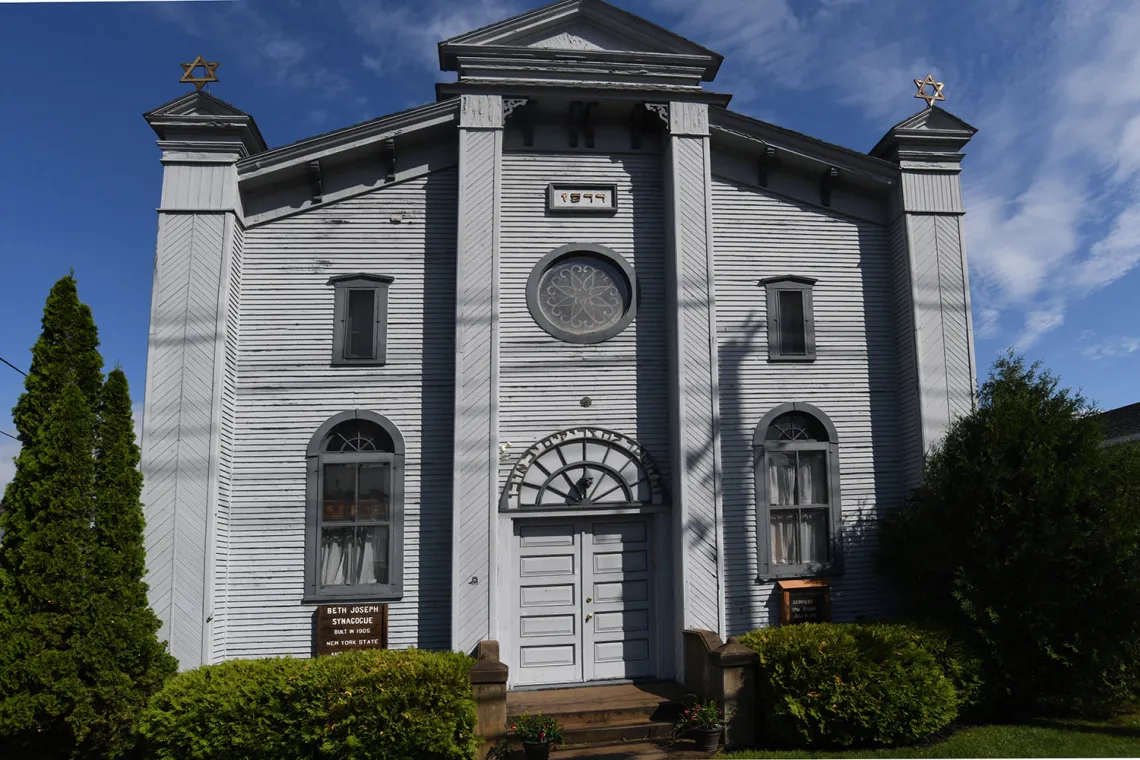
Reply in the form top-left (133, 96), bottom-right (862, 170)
top-left (761, 275), bottom-right (817, 361)
top-left (327, 274), bottom-right (394, 366)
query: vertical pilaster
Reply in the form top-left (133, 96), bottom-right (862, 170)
top-left (874, 108), bottom-right (977, 483)
top-left (451, 94), bottom-right (503, 655)
top-left (141, 94), bottom-right (263, 668)
top-left (662, 101), bottom-right (725, 644)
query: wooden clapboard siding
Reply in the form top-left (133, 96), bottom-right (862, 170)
top-left (160, 163), bottom-right (236, 211)
top-left (710, 177), bottom-right (901, 634)
top-left (141, 211), bottom-right (228, 669)
top-left (230, 170), bottom-right (457, 658)
top-left (901, 171), bottom-right (962, 214)
top-left (666, 132), bottom-right (722, 634)
top-left (497, 151), bottom-right (670, 495)
top-left (890, 217), bottom-right (923, 489)
top-left (211, 220), bottom-right (243, 663)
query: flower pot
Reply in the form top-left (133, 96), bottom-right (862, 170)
top-left (693, 726), bottom-right (722, 752)
top-left (523, 740), bottom-right (553, 760)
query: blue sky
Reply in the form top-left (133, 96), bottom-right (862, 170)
top-left (2, 0), bottom-right (1139, 492)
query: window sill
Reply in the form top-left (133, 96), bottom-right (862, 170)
top-left (766, 355), bottom-right (817, 363)
top-left (303, 592), bottom-right (403, 605)
top-left (329, 360), bottom-right (388, 368)
top-left (756, 565), bottom-right (838, 583)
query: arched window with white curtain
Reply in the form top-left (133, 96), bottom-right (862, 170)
top-left (753, 402), bottom-right (842, 580)
top-left (304, 410), bottom-right (404, 602)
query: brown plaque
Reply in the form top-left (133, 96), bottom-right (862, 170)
top-left (316, 604), bottom-right (389, 656)
top-left (777, 579), bottom-right (831, 626)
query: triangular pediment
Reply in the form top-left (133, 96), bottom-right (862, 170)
top-left (145, 90), bottom-right (252, 119)
top-left (439, 0), bottom-right (722, 83)
top-left (890, 105), bottom-right (977, 135)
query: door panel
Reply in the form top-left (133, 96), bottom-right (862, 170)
top-left (584, 518), bottom-right (655, 682)
top-left (514, 522), bottom-right (582, 686)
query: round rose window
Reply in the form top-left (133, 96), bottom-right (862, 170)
top-left (526, 243), bottom-right (638, 344)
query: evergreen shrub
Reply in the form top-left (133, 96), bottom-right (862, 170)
top-left (739, 622), bottom-right (958, 748)
top-left (877, 354), bottom-right (1140, 716)
top-left (137, 649), bottom-right (477, 760)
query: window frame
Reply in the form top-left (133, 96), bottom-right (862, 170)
top-left (759, 275), bottom-right (817, 362)
top-left (304, 410), bottom-right (405, 603)
top-left (328, 274), bottom-right (394, 366)
top-left (753, 402), bottom-right (842, 581)
top-left (525, 242), bottom-right (639, 344)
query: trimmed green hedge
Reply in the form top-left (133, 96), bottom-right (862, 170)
top-left (136, 649), bottom-right (476, 760)
top-left (739, 623), bottom-right (963, 749)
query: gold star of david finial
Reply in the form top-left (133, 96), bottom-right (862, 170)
top-left (914, 73), bottom-right (945, 108)
top-left (180, 56), bottom-right (220, 91)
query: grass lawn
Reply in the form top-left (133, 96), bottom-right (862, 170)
top-left (722, 711), bottom-right (1140, 758)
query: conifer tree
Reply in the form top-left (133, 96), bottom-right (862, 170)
top-left (0, 276), bottom-right (175, 758)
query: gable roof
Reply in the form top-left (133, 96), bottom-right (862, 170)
top-left (1094, 402), bottom-right (1140, 446)
top-left (144, 89), bottom-right (253, 119)
top-left (439, 0), bottom-right (722, 85)
top-left (144, 90), bottom-right (267, 156)
top-left (870, 105), bottom-right (977, 161)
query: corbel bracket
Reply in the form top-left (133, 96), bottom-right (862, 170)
top-left (758, 144), bottom-right (777, 188)
top-left (820, 166), bottom-right (839, 207)
top-left (569, 101), bottom-right (598, 149)
top-left (630, 103), bottom-right (665, 149)
top-left (504, 98), bottom-right (534, 147)
top-left (379, 138), bottom-right (396, 183)
top-left (307, 160), bottom-right (323, 204)
top-left (643, 103), bottom-right (670, 125)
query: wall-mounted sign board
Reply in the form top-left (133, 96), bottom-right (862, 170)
top-left (777, 579), bottom-right (831, 626)
top-left (547, 183), bottom-right (618, 213)
top-left (316, 603), bottom-right (388, 656)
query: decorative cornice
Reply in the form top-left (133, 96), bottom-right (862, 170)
top-left (710, 109), bottom-right (898, 189)
top-left (235, 99), bottom-right (458, 183)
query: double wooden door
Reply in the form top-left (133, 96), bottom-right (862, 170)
top-left (512, 516), bottom-right (655, 687)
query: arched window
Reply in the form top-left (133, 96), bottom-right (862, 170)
top-left (753, 403), bottom-right (841, 580)
top-left (304, 411), bottom-right (404, 602)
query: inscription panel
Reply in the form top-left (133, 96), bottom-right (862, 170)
top-left (316, 604), bottom-right (388, 656)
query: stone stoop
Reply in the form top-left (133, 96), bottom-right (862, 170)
top-left (506, 682), bottom-right (690, 753)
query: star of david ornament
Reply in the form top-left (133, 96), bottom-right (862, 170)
top-left (180, 56), bottom-right (220, 91)
top-left (913, 73), bottom-right (945, 108)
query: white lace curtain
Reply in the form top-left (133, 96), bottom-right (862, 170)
top-left (321, 526), bottom-right (390, 586)
top-left (769, 451), bottom-right (828, 564)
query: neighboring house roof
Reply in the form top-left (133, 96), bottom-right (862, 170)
top-left (1093, 402), bottom-right (1140, 446)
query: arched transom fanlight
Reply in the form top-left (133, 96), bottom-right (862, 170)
top-left (322, 419), bottom-right (395, 453)
top-left (501, 427), bottom-right (664, 510)
top-left (764, 413), bottom-right (830, 443)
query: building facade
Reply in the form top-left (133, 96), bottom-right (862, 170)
top-left (139, 0), bottom-right (978, 687)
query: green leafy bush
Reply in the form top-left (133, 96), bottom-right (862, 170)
top-left (877, 354), bottom-right (1140, 716)
top-left (136, 649), bottom-right (477, 760)
top-left (739, 622), bottom-right (958, 748)
top-left (877, 623), bottom-right (986, 718)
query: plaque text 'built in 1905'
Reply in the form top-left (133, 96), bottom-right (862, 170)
top-left (316, 604), bottom-right (388, 656)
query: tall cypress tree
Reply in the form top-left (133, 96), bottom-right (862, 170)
top-left (0, 276), bottom-right (175, 758)
top-left (85, 367), bottom-right (177, 755)
top-left (0, 276), bottom-right (105, 756)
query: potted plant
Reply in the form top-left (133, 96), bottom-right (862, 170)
top-left (510, 712), bottom-right (564, 760)
top-left (672, 697), bottom-right (724, 752)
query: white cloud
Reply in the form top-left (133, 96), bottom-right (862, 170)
top-left (340, 0), bottom-right (523, 76)
top-left (1082, 336), bottom-right (1140, 360)
top-left (649, 0), bottom-right (1140, 350)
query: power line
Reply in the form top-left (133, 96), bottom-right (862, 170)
top-left (0, 430), bottom-right (17, 442)
top-left (0, 356), bottom-right (27, 377)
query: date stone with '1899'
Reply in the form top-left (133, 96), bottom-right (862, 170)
top-left (316, 604), bottom-right (389, 656)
